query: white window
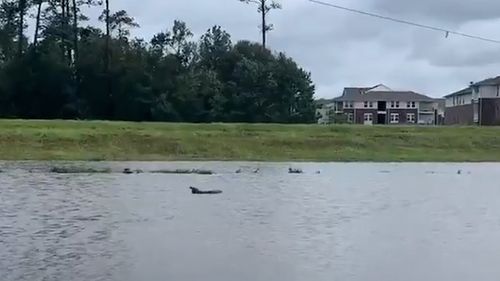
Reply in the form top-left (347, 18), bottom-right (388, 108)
top-left (390, 113), bottom-right (399, 124)
top-left (347, 113), bottom-right (354, 123)
top-left (407, 113), bottom-right (416, 123)
top-left (344, 101), bottom-right (354, 108)
top-left (390, 101), bottom-right (400, 108)
top-left (369, 102), bottom-right (374, 108)
top-left (364, 113), bottom-right (373, 121)
top-left (407, 101), bottom-right (416, 108)
top-left (364, 101), bottom-right (374, 108)
top-left (364, 102), bottom-right (368, 108)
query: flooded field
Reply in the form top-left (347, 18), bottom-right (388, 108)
top-left (1, 162), bottom-right (500, 281)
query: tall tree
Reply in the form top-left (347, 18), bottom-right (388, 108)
top-left (33, 0), bottom-right (43, 49)
top-left (60, 0), bottom-right (67, 60)
top-left (104, 0), bottom-right (111, 113)
top-left (104, 0), bottom-right (109, 64)
top-left (17, 0), bottom-right (27, 56)
top-left (0, 1), bottom-right (19, 61)
top-left (100, 9), bottom-right (139, 39)
top-left (170, 20), bottom-right (193, 56)
top-left (199, 25), bottom-right (232, 70)
top-left (71, 0), bottom-right (77, 61)
top-left (239, 0), bottom-right (281, 49)
top-left (0, 13), bottom-right (317, 123)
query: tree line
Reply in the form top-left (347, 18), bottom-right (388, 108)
top-left (0, 0), bottom-right (317, 123)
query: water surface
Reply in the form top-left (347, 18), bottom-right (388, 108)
top-left (1, 162), bottom-right (499, 281)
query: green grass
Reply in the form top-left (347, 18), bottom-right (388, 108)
top-left (1, 119), bottom-right (500, 162)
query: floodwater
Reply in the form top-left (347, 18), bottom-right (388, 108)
top-left (1, 161), bottom-right (500, 281)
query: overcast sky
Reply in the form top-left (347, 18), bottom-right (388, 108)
top-left (87, 0), bottom-right (500, 98)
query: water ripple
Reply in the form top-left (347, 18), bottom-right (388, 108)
top-left (1, 161), bottom-right (500, 281)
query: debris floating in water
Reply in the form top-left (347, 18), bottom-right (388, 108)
top-left (189, 186), bottom-right (222, 195)
top-left (151, 169), bottom-right (214, 175)
top-left (123, 168), bottom-right (143, 174)
top-left (50, 166), bottom-right (112, 174)
top-left (288, 168), bottom-right (303, 174)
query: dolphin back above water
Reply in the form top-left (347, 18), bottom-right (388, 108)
top-left (189, 186), bottom-right (223, 195)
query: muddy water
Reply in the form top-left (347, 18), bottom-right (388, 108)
top-left (1, 162), bottom-right (500, 281)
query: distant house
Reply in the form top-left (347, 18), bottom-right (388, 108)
top-left (445, 76), bottom-right (500, 126)
top-left (319, 84), bottom-right (443, 125)
top-left (316, 105), bottom-right (332, 125)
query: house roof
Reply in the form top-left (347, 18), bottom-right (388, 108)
top-left (474, 75), bottom-right (500, 86)
top-left (445, 75), bottom-right (500, 98)
top-left (333, 87), bottom-right (436, 102)
top-left (444, 87), bottom-right (473, 98)
top-left (332, 87), bottom-right (369, 101)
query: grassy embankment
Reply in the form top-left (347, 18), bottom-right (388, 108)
top-left (0, 119), bottom-right (499, 162)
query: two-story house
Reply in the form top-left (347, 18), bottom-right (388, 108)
top-left (445, 76), bottom-right (500, 126)
top-left (328, 84), bottom-right (442, 125)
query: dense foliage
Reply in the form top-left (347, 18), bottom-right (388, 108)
top-left (0, 0), bottom-right (316, 123)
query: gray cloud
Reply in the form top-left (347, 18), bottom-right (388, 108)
top-left (80, 0), bottom-right (500, 99)
top-left (372, 0), bottom-right (500, 24)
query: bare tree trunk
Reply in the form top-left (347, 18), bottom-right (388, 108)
top-left (17, 0), bottom-right (26, 56)
top-left (71, 0), bottom-right (80, 102)
top-left (65, 0), bottom-right (69, 18)
top-left (239, 0), bottom-right (281, 49)
top-left (104, 0), bottom-right (113, 117)
top-left (261, 0), bottom-right (266, 49)
top-left (71, 0), bottom-right (78, 63)
top-left (34, 1), bottom-right (43, 50)
top-left (60, 0), bottom-right (67, 60)
top-left (105, 0), bottom-right (110, 66)
top-left (65, 0), bottom-right (71, 62)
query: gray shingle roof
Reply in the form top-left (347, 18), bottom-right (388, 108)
top-left (445, 75), bottom-right (500, 98)
top-left (444, 87), bottom-right (472, 98)
top-left (474, 76), bottom-right (500, 86)
top-left (333, 88), bottom-right (436, 102)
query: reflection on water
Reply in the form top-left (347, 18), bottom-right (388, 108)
top-left (1, 162), bottom-right (500, 281)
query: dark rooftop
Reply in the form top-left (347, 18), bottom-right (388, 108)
top-left (333, 88), bottom-right (436, 102)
